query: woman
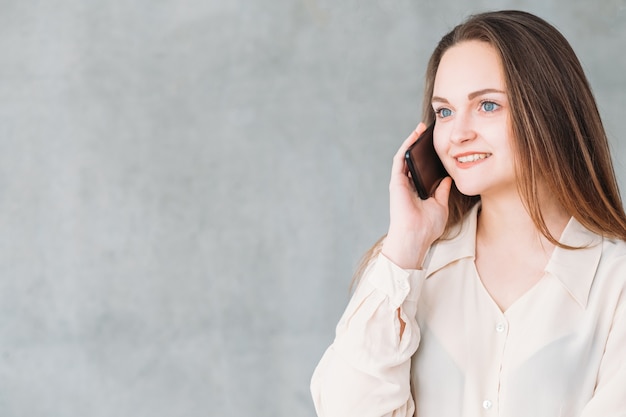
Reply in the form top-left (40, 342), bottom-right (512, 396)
top-left (311, 10), bottom-right (626, 417)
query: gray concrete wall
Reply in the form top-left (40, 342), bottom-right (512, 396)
top-left (0, 1), bottom-right (624, 416)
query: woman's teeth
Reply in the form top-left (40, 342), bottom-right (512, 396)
top-left (457, 153), bottom-right (491, 163)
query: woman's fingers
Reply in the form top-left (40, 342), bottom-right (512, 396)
top-left (391, 122), bottom-right (427, 179)
top-left (397, 123), bottom-right (427, 156)
top-left (433, 176), bottom-right (453, 206)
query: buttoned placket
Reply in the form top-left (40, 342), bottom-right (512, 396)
top-left (481, 312), bottom-right (508, 415)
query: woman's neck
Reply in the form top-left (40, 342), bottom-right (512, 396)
top-left (473, 189), bottom-right (571, 312)
top-left (477, 191), bottom-right (570, 252)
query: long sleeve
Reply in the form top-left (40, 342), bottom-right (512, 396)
top-left (311, 253), bottom-right (426, 417)
top-left (580, 298), bottom-right (626, 417)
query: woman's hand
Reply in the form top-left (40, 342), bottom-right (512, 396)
top-left (381, 123), bottom-right (452, 269)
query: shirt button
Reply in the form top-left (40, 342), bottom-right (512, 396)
top-left (483, 400), bottom-right (493, 410)
top-left (495, 323), bottom-right (506, 333)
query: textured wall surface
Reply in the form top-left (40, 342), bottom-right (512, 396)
top-left (0, 1), bottom-right (624, 416)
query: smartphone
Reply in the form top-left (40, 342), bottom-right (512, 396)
top-left (404, 123), bottom-right (448, 200)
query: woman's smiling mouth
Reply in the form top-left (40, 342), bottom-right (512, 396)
top-left (455, 153), bottom-right (492, 163)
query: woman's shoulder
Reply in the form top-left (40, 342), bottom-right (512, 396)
top-left (602, 232), bottom-right (626, 255)
top-left (599, 235), bottom-right (626, 265)
top-left (594, 235), bottom-right (626, 293)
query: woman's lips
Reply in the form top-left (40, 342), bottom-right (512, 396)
top-left (454, 152), bottom-right (492, 168)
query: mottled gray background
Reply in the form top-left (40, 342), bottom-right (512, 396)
top-left (0, 0), bottom-right (624, 416)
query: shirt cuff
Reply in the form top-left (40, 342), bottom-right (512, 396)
top-left (366, 253), bottom-right (426, 308)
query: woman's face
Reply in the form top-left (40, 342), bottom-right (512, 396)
top-left (432, 40), bottom-right (517, 199)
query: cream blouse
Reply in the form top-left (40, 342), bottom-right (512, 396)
top-left (311, 205), bottom-right (626, 417)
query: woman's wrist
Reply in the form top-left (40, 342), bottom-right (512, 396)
top-left (381, 230), bottom-right (432, 270)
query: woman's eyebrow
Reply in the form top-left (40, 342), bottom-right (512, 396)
top-left (431, 88), bottom-right (506, 104)
top-left (468, 88), bottom-right (506, 100)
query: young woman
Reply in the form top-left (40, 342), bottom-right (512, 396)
top-left (311, 10), bottom-right (626, 417)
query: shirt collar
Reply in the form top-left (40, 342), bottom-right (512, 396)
top-left (424, 203), bottom-right (603, 309)
top-left (544, 217), bottom-right (602, 308)
top-left (424, 203), bottom-right (480, 277)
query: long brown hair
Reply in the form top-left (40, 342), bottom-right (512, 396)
top-left (354, 10), bottom-right (626, 282)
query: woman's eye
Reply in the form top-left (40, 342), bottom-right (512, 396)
top-left (481, 101), bottom-right (499, 112)
top-left (436, 108), bottom-right (453, 118)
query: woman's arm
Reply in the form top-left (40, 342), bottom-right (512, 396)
top-left (580, 298), bottom-right (626, 416)
top-left (310, 253), bottom-right (425, 417)
top-left (310, 124), bottom-right (452, 417)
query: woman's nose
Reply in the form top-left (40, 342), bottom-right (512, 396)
top-left (449, 113), bottom-right (477, 145)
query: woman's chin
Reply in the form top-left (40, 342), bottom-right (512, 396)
top-left (452, 181), bottom-right (482, 197)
